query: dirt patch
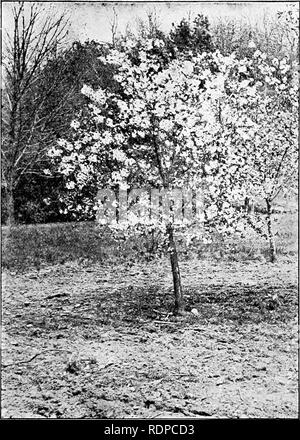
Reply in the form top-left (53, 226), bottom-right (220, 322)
top-left (1, 257), bottom-right (298, 418)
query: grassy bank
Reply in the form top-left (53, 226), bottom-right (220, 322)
top-left (2, 213), bottom-right (297, 272)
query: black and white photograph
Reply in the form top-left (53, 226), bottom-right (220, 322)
top-left (1, 0), bottom-right (298, 421)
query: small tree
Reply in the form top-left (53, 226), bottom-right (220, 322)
top-left (51, 40), bottom-right (297, 312)
top-left (50, 43), bottom-right (225, 313)
top-left (208, 51), bottom-right (298, 262)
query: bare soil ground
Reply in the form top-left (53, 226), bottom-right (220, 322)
top-left (1, 257), bottom-right (298, 419)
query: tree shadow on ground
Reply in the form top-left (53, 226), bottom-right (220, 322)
top-left (95, 283), bottom-right (297, 326)
top-left (5, 278), bottom-right (297, 341)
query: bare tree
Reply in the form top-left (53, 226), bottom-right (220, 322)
top-left (109, 6), bottom-right (118, 47)
top-left (1, 2), bottom-right (69, 226)
top-left (135, 8), bottom-right (163, 40)
top-left (211, 6), bottom-right (299, 62)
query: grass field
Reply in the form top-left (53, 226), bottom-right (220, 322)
top-left (1, 211), bottom-right (298, 272)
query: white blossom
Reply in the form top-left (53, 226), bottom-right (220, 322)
top-left (70, 120), bottom-right (80, 130)
top-left (66, 181), bottom-right (75, 189)
top-left (102, 131), bottom-right (113, 145)
top-left (112, 149), bottom-right (127, 162)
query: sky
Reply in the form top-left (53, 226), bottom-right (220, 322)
top-left (2, 1), bottom-right (295, 45)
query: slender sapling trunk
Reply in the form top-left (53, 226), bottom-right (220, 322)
top-left (266, 198), bottom-right (276, 263)
top-left (166, 223), bottom-right (184, 314)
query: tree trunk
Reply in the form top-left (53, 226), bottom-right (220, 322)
top-left (166, 224), bottom-right (184, 314)
top-left (6, 182), bottom-right (16, 227)
top-left (266, 199), bottom-right (276, 263)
